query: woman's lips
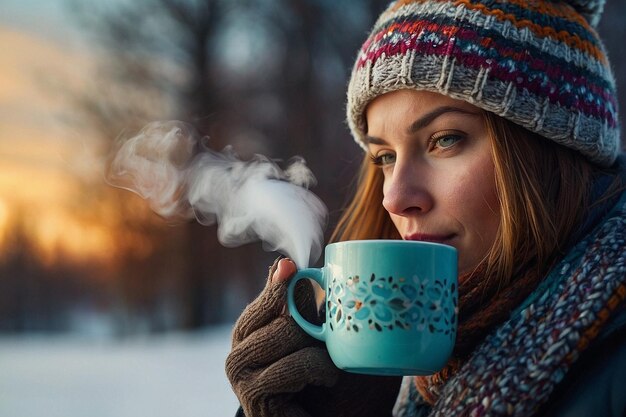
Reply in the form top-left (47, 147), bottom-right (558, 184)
top-left (404, 233), bottom-right (455, 244)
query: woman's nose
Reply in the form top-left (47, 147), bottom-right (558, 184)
top-left (382, 162), bottom-right (434, 217)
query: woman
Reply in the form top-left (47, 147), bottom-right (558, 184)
top-left (226, 0), bottom-right (626, 416)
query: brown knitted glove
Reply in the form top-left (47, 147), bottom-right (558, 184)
top-left (226, 258), bottom-right (401, 417)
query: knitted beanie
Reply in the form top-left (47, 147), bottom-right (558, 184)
top-left (347, 0), bottom-right (620, 167)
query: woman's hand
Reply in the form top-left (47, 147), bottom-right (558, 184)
top-left (226, 258), bottom-right (401, 417)
top-left (226, 258), bottom-right (338, 417)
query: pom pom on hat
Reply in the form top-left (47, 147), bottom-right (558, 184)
top-left (565, 0), bottom-right (606, 27)
top-left (346, 0), bottom-right (620, 167)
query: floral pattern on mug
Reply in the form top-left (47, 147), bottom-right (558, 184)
top-left (327, 273), bottom-right (457, 339)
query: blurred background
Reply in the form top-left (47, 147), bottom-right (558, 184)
top-left (0, 1), bottom-right (625, 416)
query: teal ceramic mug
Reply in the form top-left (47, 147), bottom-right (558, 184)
top-left (287, 240), bottom-right (458, 376)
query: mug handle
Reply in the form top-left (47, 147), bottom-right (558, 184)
top-left (287, 268), bottom-right (326, 342)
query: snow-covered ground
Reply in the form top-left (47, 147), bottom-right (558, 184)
top-left (0, 325), bottom-right (239, 417)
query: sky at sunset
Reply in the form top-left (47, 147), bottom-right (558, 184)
top-left (0, 0), bottom-right (117, 262)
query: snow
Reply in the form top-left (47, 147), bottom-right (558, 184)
top-left (0, 325), bottom-right (240, 417)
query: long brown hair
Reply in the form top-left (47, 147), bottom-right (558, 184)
top-left (331, 112), bottom-right (623, 286)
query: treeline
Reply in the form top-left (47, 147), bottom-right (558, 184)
top-left (2, 0), bottom-right (625, 334)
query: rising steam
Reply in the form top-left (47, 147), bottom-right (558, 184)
top-left (106, 121), bottom-right (328, 268)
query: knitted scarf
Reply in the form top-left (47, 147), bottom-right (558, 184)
top-left (413, 264), bottom-right (541, 403)
top-left (394, 189), bottom-right (626, 417)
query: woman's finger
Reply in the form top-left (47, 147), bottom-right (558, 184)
top-left (232, 258), bottom-right (322, 345)
top-left (271, 258), bottom-right (297, 283)
top-left (231, 258), bottom-right (294, 344)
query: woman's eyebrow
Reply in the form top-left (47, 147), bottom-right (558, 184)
top-left (365, 106), bottom-right (481, 145)
top-left (407, 106), bottom-right (481, 134)
top-left (364, 135), bottom-right (388, 145)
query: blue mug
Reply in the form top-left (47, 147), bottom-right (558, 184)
top-left (287, 240), bottom-right (458, 376)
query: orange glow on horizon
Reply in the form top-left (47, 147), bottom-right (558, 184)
top-left (0, 199), bottom-right (8, 246)
top-left (0, 25), bottom-right (149, 268)
top-left (35, 209), bottom-right (116, 265)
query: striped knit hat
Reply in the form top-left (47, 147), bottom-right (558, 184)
top-left (347, 0), bottom-right (620, 167)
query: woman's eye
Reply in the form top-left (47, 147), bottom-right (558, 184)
top-left (431, 134), bottom-right (463, 150)
top-left (370, 152), bottom-right (396, 166)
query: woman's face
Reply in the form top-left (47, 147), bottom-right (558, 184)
top-left (365, 90), bottom-right (500, 274)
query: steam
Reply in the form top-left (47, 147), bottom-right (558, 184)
top-left (106, 121), bottom-right (328, 268)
